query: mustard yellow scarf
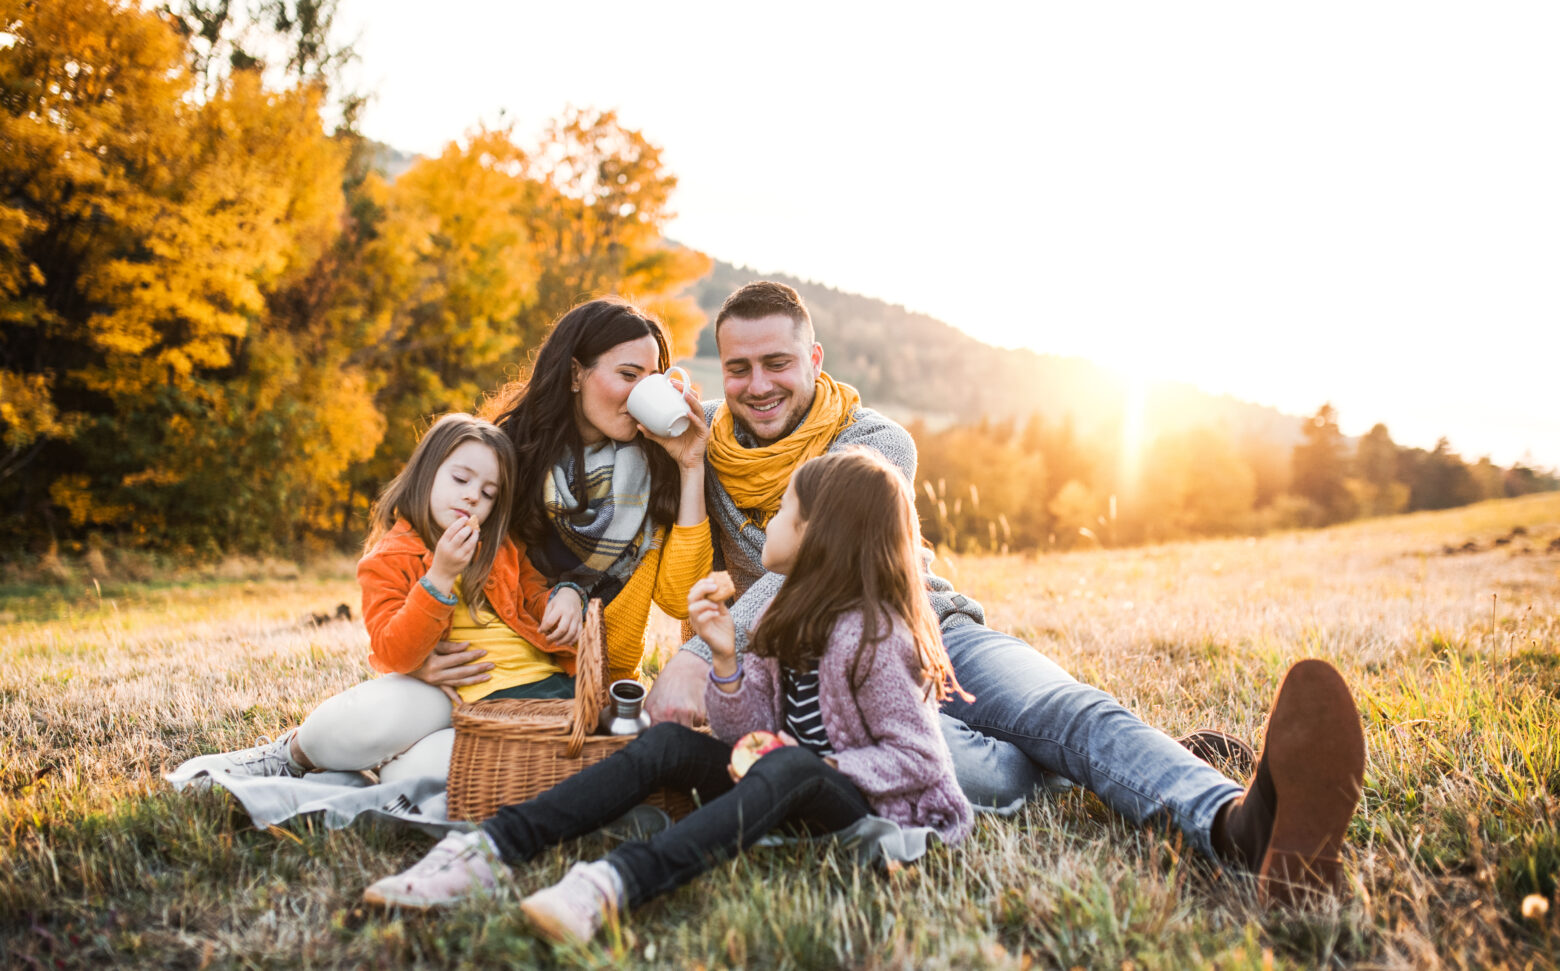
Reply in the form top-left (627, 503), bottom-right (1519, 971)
top-left (707, 372), bottom-right (861, 527)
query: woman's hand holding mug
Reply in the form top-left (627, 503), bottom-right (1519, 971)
top-left (630, 367), bottom-right (708, 470)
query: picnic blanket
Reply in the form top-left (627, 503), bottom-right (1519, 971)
top-left (164, 759), bottom-right (964, 864)
top-left (164, 761), bottom-right (967, 867)
top-left (164, 764), bottom-right (466, 838)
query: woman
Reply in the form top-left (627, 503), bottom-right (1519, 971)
top-left (172, 298), bottom-right (710, 787)
top-left (415, 296), bottom-right (714, 700)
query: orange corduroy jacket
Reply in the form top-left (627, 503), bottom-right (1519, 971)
top-left (357, 520), bottom-right (573, 676)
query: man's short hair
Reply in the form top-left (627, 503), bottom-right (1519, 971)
top-left (714, 281), bottom-right (814, 342)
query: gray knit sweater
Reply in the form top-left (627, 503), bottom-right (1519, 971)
top-left (682, 399), bottom-right (985, 664)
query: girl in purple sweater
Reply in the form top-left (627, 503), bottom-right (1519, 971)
top-left (363, 447), bottom-right (973, 943)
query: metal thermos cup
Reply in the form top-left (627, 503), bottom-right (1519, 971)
top-left (599, 679), bottom-right (652, 736)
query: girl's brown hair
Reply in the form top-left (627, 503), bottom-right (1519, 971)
top-left (748, 447), bottom-right (964, 702)
top-left (365, 414), bottom-right (517, 618)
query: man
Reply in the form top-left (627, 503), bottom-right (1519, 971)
top-left (645, 281), bottom-right (1365, 904)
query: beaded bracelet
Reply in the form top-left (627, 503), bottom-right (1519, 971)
top-left (419, 575), bottom-right (458, 606)
top-left (708, 665), bottom-right (744, 685)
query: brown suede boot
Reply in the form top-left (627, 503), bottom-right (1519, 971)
top-left (1213, 659), bottom-right (1365, 906)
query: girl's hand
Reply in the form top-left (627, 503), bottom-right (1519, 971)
top-left (540, 586), bottom-right (584, 646)
top-left (687, 575), bottom-right (736, 661)
top-left (428, 517), bottom-right (480, 594)
top-left (638, 380), bottom-right (708, 471)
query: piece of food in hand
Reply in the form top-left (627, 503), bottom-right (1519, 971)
top-left (729, 730), bottom-right (789, 780)
top-left (706, 570), bottom-right (735, 603)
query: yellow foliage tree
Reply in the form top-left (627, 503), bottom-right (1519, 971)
top-left (1, 1), bottom-right (711, 553)
top-left (525, 109), bottom-right (711, 357)
top-left (0, 0), bottom-right (366, 548)
top-left (343, 129), bottom-right (541, 486)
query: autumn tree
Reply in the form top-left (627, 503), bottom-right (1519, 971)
top-left (1354, 422), bottom-right (1408, 516)
top-left (1405, 438), bottom-right (1480, 511)
top-left (339, 130), bottom-right (541, 497)
top-left (1291, 403), bottom-right (1357, 524)
top-left (164, 0), bottom-right (359, 119)
top-left (524, 109), bottom-right (710, 356)
top-left (0, 0), bottom-right (360, 546)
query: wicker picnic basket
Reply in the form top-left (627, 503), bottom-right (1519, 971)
top-left (445, 598), bottom-right (698, 822)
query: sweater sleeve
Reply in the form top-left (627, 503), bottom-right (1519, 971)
top-left (515, 546), bottom-right (554, 622)
top-left (829, 626), bottom-right (949, 800)
top-left (704, 654), bottom-right (779, 744)
top-left (650, 519), bottom-right (714, 620)
top-left (358, 553), bottom-right (455, 675)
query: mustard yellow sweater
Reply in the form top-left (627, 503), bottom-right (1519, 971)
top-left (603, 520), bottom-right (713, 680)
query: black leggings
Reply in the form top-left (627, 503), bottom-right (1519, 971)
top-left (482, 722), bottom-right (873, 907)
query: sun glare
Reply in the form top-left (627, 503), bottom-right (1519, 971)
top-left (1115, 358), bottom-right (1152, 503)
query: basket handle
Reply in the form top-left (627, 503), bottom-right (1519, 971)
top-left (567, 599), bottom-right (607, 757)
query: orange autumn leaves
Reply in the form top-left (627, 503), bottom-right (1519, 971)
top-left (0, 0), bottom-right (710, 552)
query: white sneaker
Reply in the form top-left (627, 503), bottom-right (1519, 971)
top-left (362, 830), bottom-right (510, 909)
top-left (176, 731), bottom-right (303, 780)
top-left (520, 861), bottom-right (623, 945)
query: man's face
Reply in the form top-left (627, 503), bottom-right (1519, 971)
top-left (717, 314), bottom-right (824, 446)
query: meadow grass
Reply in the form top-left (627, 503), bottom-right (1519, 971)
top-left (3, 494), bottom-right (1558, 968)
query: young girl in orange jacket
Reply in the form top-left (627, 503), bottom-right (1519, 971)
top-left (176, 414), bottom-right (574, 784)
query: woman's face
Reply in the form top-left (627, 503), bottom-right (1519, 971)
top-left (572, 335), bottom-right (662, 444)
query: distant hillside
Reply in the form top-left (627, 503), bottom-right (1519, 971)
top-left (688, 259), bottom-right (1304, 448)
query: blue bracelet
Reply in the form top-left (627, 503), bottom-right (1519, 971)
top-left (708, 664), bottom-right (744, 685)
top-left (419, 576), bottom-right (458, 606)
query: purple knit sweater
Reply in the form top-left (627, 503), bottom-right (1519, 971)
top-left (705, 610), bottom-right (973, 845)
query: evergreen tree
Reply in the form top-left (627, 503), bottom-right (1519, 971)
top-left (1291, 403), bottom-right (1356, 524)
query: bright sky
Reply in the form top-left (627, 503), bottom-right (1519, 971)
top-left (336, 1), bottom-right (1560, 468)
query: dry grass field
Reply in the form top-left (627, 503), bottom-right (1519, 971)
top-left (3, 494), bottom-right (1558, 969)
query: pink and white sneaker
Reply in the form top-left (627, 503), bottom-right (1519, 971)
top-left (362, 830), bottom-right (510, 909)
top-left (520, 861), bottom-right (624, 945)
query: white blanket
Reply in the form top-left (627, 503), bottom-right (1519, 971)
top-left (164, 760), bottom-right (953, 864)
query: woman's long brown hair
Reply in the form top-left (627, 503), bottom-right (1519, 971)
top-left (484, 298), bottom-right (679, 553)
top-left (748, 447), bottom-right (964, 702)
top-left (365, 414), bottom-right (517, 620)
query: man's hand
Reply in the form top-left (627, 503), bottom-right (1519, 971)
top-left (409, 640), bottom-right (493, 704)
top-left (540, 586), bottom-right (584, 645)
top-left (645, 649), bottom-right (710, 727)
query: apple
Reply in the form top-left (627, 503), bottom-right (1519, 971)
top-left (729, 730), bottom-right (790, 779)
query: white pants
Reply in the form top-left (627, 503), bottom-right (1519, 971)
top-left (293, 674), bottom-right (456, 784)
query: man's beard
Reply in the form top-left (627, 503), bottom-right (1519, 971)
top-left (735, 394), bottom-right (812, 447)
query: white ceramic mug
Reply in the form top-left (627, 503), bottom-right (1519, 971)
top-left (626, 365), bottom-right (692, 437)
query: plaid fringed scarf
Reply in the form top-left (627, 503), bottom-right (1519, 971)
top-left (540, 440), bottom-right (655, 599)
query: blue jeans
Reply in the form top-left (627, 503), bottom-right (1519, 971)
top-left (938, 623), bottom-right (1243, 858)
